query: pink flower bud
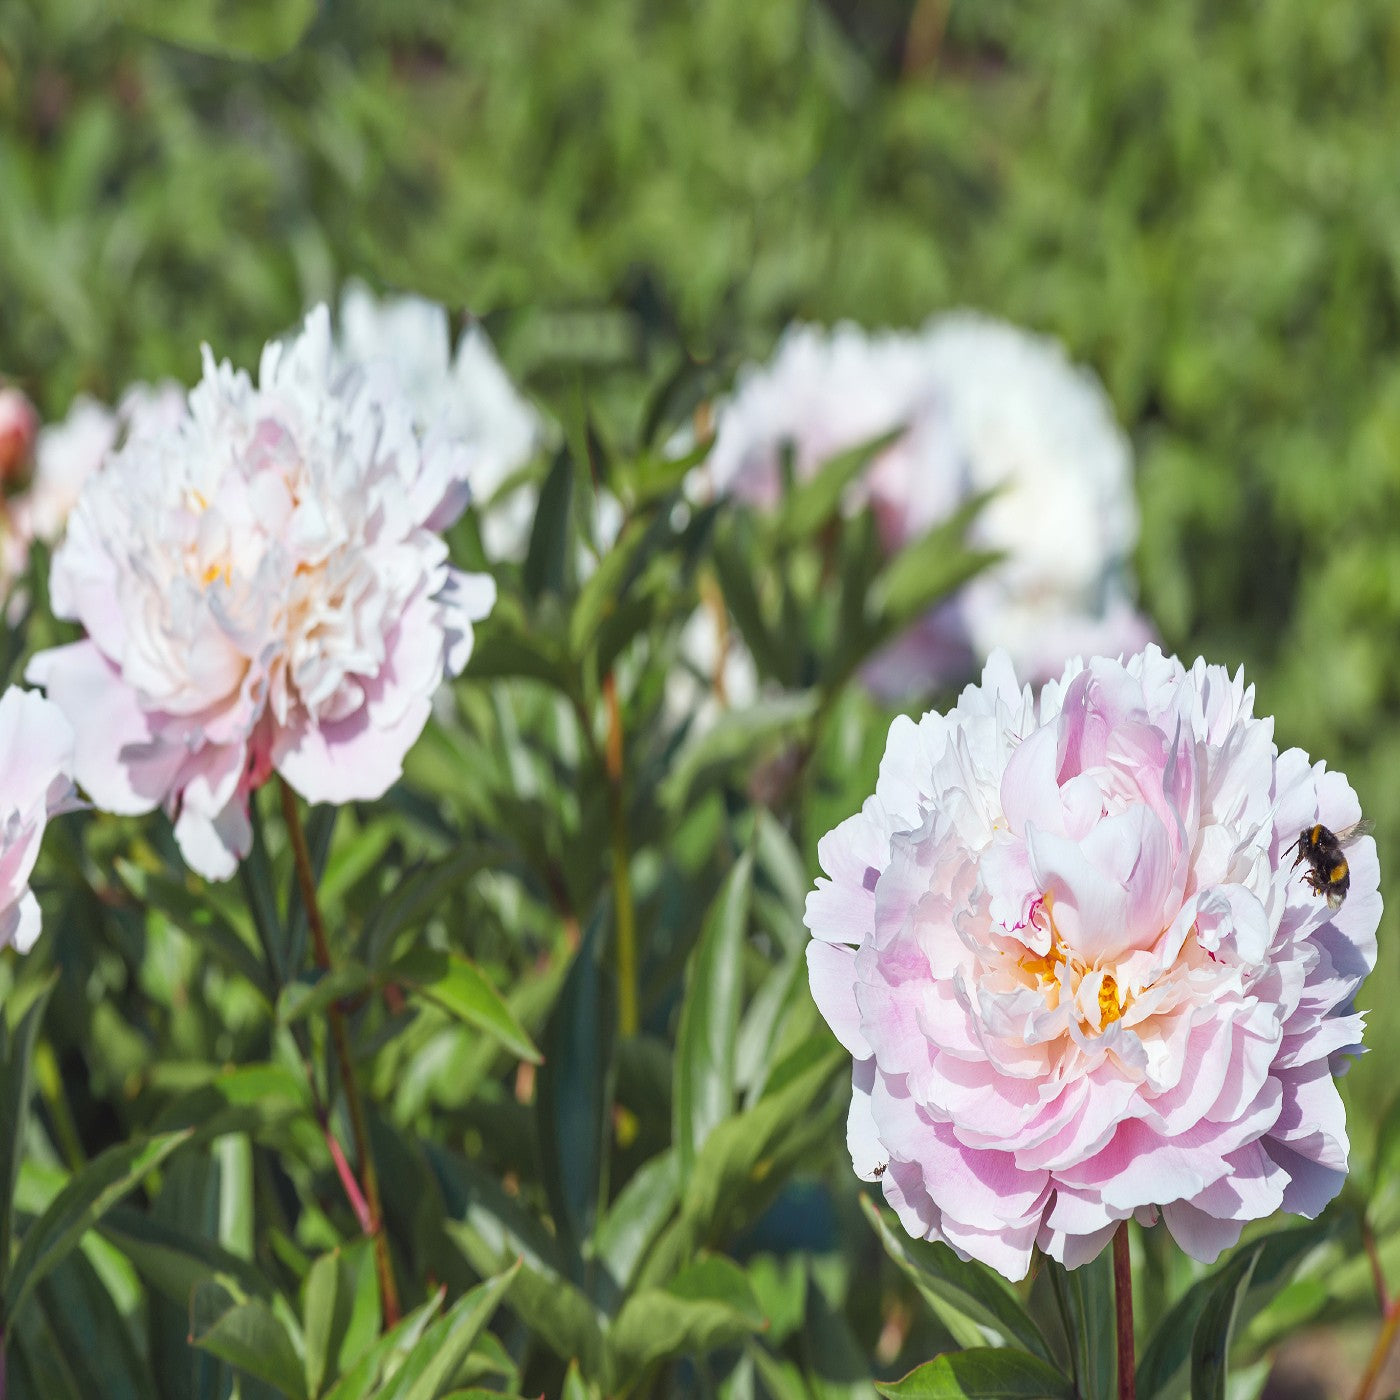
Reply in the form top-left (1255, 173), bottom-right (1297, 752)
top-left (0, 389), bottom-right (38, 487)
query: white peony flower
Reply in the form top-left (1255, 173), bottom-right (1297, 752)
top-left (19, 382), bottom-right (185, 546)
top-left (28, 306), bottom-right (495, 881)
top-left (336, 282), bottom-right (541, 561)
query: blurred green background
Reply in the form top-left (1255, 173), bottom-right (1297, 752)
top-left (5, 0), bottom-right (1400, 1388)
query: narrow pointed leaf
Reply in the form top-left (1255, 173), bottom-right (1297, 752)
top-left (875, 1349), bottom-right (1074, 1398)
top-left (380, 1262), bottom-right (520, 1400)
top-left (0, 978), bottom-right (56, 1299)
top-left (860, 1195), bottom-right (1052, 1361)
top-left (190, 1280), bottom-right (308, 1400)
top-left (675, 850), bottom-right (753, 1172)
top-left (535, 911), bottom-right (613, 1255)
top-left (7, 1129), bottom-right (193, 1322)
top-left (401, 952), bottom-right (541, 1064)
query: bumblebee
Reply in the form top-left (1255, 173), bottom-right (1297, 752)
top-left (1290, 820), bottom-right (1373, 911)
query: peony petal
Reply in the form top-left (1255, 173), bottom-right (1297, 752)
top-left (807, 941), bottom-right (869, 1058)
top-left (27, 642), bottom-right (181, 816)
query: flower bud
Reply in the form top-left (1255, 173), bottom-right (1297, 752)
top-left (0, 388), bottom-right (38, 487)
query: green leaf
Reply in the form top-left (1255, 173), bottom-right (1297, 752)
top-left (467, 610), bottom-right (575, 693)
top-left (378, 1262), bottom-right (520, 1400)
top-left (116, 860), bottom-right (271, 1000)
top-left (322, 1294), bottom-right (445, 1400)
top-left (279, 964), bottom-right (375, 1028)
top-left (1051, 1248), bottom-right (1115, 1400)
top-left (303, 1245), bottom-right (377, 1400)
top-left (524, 448), bottom-right (576, 600)
top-left (30, 1247), bottom-right (155, 1400)
top-left (593, 1150), bottom-right (681, 1291)
top-left (99, 1206), bottom-right (271, 1309)
top-left (569, 515), bottom-right (651, 657)
top-left (860, 1196), bottom-right (1052, 1361)
top-left (399, 951), bottom-right (542, 1065)
top-left (151, 1064), bottom-right (311, 1146)
top-left (661, 692), bottom-right (819, 813)
top-left (768, 429), bottom-right (903, 544)
top-left (241, 795), bottom-right (290, 983)
top-left (875, 1349), bottom-right (1074, 1399)
top-left (711, 517), bottom-right (786, 683)
top-left (668, 1039), bottom-right (845, 1264)
top-left (118, 0), bottom-right (317, 61)
top-left (7, 1129), bottom-right (193, 1323)
top-left (560, 1361), bottom-right (602, 1400)
top-left (866, 490), bottom-right (1001, 635)
top-left (1190, 1246), bottom-right (1260, 1400)
top-left (190, 1280), bottom-right (308, 1400)
top-left (606, 1255), bottom-right (765, 1386)
top-left (1136, 1221), bottom-right (1333, 1400)
top-left (674, 851), bottom-right (753, 1173)
top-left (446, 1218), bottom-right (605, 1380)
top-left (360, 847), bottom-right (503, 970)
top-left (535, 910), bottom-right (614, 1255)
top-left (0, 977), bottom-right (55, 1302)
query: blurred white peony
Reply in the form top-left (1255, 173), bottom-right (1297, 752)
top-left (20, 383), bottom-right (186, 546)
top-left (335, 283), bottom-right (541, 561)
top-left (704, 313), bottom-right (1153, 696)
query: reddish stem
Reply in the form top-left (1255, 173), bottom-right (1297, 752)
top-left (1355, 1237), bottom-right (1400, 1400)
top-left (1113, 1222), bottom-right (1135, 1400)
top-left (281, 778), bottom-right (401, 1327)
top-left (324, 1127), bottom-right (373, 1234)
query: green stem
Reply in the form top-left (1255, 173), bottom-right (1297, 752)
top-left (1113, 1222), bottom-right (1135, 1400)
top-left (279, 777), bottom-right (400, 1327)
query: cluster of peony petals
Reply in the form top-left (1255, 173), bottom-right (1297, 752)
top-left (0, 687), bottom-right (78, 953)
top-left (335, 283), bottom-right (541, 562)
top-left (28, 306), bottom-right (496, 881)
top-left (707, 316), bottom-right (1153, 696)
top-left (807, 646), bottom-right (1379, 1279)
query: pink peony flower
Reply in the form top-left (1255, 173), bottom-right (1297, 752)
top-left (0, 687), bottom-right (77, 952)
top-left (807, 647), bottom-right (1378, 1280)
top-left (707, 317), bottom-right (1153, 695)
top-left (0, 388), bottom-right (38, 487)
top-left (28, 306), bottom-right (495, 881)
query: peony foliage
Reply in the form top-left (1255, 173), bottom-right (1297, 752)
top-left (0, 277), bottom-right (1387, 1400)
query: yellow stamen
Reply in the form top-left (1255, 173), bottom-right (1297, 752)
top-left (201, 560), bottom-right (230, 588)
top-left (1099, 974), bottom-right (1123, 1026)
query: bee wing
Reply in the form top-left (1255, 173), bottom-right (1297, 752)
top-left (1335, 818), bottom-right (1377, 847)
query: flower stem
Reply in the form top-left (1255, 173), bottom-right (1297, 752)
top-left (1355, 1297), bottom-right (1400, 1400)
top-left (602, 673), bottom-right (638, 1037)
top-left (1113, 1222), bottom-right (1135, 1400)
top-left (279, 777), bottom-right (401, 1327)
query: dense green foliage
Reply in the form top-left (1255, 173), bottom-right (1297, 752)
top-left (3, 0), bottom-right (1400, 1395)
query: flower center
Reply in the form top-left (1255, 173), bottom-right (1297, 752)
top-left (1098, 973), bottom-right (1123, 1025)
top-left (1014, 891), bottom-right (1130, 1035)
